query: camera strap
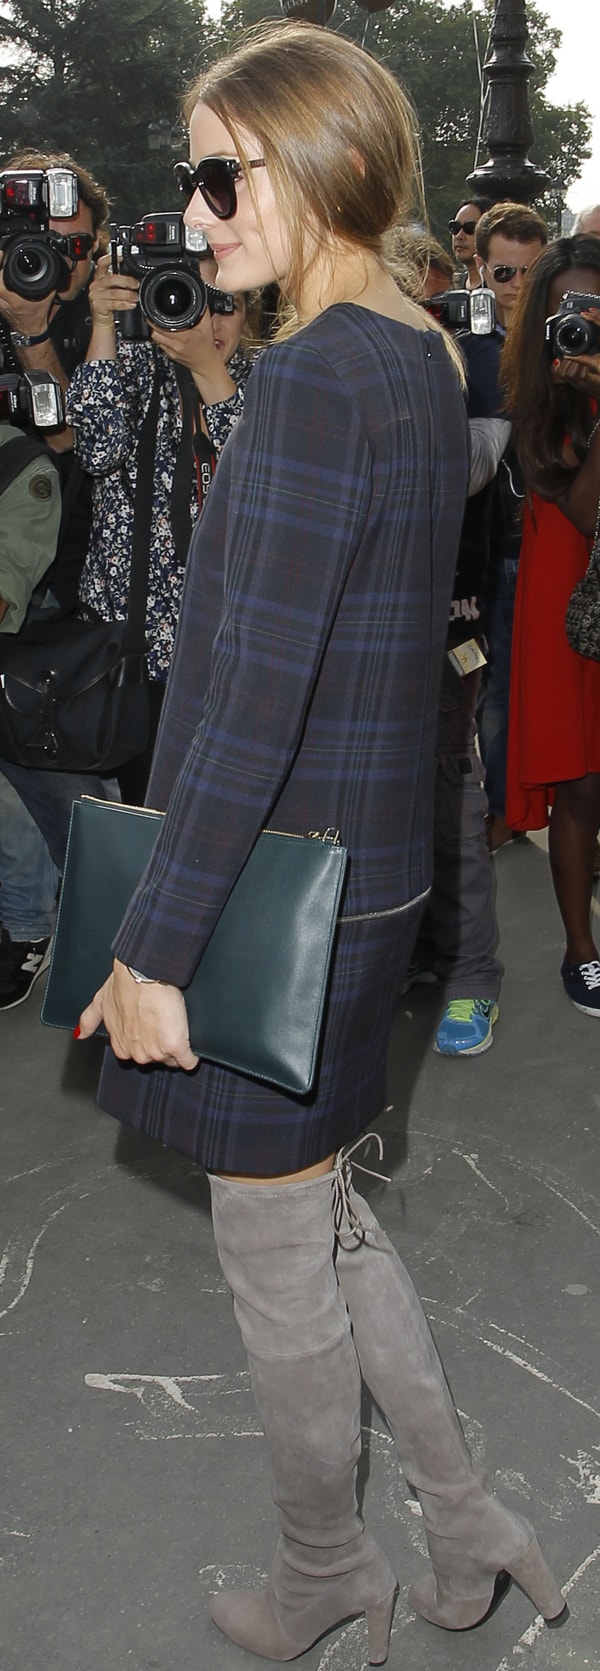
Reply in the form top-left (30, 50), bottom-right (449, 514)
top-left (122, 355), bottom-right (162, 658)
top-left (171, 362), bottom-right (216, 565)
top-left (0, 432), bottom-right (50, 495)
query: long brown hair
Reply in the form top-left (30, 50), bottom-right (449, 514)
top-left (501, 236), bottom-right (600, 499)
top-left (183, 21), bottom-right (424, 311)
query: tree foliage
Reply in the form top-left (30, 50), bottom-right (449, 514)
top-left (0, 0), bottom-right (220, 223)
top-left (0, 0), bottom-right (592, 236)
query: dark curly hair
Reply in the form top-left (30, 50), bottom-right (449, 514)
top-left (501, 236), bottom-right (600, 499)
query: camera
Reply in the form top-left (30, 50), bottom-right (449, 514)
top-left (545, 291), bottom-right (600, 360)
top-left (0, 168), bottom-right (90, 301)
top-left (423, 288), bottom-right (496, 336)
top-left (0, 370), bottom-right (64, 428)
top-left (111, 212), bottom-right (235, 339)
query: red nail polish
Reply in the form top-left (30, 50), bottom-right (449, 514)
top-left (73, 1024), bottom-right (81, 1039)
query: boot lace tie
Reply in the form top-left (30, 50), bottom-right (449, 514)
top-left (333, 1130), bottom-right (391, 1247)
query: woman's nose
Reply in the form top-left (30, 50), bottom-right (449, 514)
top-left (183, 188), bottom-right (216, 233)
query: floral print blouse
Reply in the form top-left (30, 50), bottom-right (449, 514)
top-left (66, 342), bottom-right (253, 679)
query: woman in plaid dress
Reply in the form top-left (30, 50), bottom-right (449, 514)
top-left (80, 22), bottom-right (566, 1660)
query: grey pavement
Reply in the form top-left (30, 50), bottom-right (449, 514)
top-left (1, 833), bottom-right (599, 1671)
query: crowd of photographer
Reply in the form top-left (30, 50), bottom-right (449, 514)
top-left (1, 141), bottom-right (600, 1034)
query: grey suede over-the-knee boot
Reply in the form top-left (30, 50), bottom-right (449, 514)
top-left (333, 1147), bottom-right (568, 1633)
top-left (207, 1171), bottom-right (398, 1663)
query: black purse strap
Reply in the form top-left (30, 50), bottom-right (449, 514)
top-left (122, 354), bottom-right (162, 657)
top-left (587, 496), bottom-right (600, 574)
top-left (171, 363), bottom-right (217, 565)
top-left (170, 363), bottom-right (198, 565)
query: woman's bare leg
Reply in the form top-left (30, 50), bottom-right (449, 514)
top-left (548, 773), bottom-right (600, 964)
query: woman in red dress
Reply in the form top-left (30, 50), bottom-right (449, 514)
top-left (503, 237), bottom-right (600, 1015)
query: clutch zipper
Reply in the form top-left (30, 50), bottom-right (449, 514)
top-left (80, 797), bottom-right (341, 844)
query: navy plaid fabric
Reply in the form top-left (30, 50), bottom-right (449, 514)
top-left (100, 306), bottom-right (469, 1175)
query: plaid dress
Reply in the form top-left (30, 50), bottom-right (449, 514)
top-left (99, 306), bottom-right (469, 1175)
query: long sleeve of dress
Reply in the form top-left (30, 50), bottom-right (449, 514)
top-left (112, 336), bottom-right (371, 986)
top-left (66, 345), bottom-right (154, 473)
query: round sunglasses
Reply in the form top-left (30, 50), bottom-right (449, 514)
top-left (174, 156), bottom-right (266, 220)
top-left (484, 262), bottom-right (530, 284)
top-left (448, 218), bottom-right (478, 236)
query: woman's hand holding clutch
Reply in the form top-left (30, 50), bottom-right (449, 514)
top-left (77, 959), bottom-right (200, 1071)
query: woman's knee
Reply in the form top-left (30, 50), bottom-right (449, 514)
top-left (554, 774), bottom-right (600, 824)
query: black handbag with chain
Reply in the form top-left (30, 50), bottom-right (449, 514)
top-left (565, 497), bottom-right (600, 661)
top-left (0, 363), bottom-right (161, 772)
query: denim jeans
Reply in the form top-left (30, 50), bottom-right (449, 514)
top-left (478, 554), bottom-right (520, 820)
top-left (0, 759), bottom-right (119, 871)
top-left (0, 763), bottom-right (120, 942)
top-left (413, 659), bottom-right (503, 1002)
top-left (0, 772), bottom-right (60, 940)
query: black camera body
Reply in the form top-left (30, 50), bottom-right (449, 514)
top-left (0, 168), bottom-right (86, 301)
top-left (112, 212), bottom-right (235, 339)
top-left (0, 370), bottom-right (64, 429)
top-left (545, 291), bottom-right (600, 360)
top-left (423, 288), bottom-right (496, 336)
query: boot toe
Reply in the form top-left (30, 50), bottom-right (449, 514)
top-left (209, 1587), bottom-right (300, 1660)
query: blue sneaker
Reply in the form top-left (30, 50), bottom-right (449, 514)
top-left (561, 957), bottom-right (600, 1015)
top-left (434, 998), bottom-right (498, 1056)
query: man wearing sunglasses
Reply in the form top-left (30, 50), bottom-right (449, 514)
top-left (474, 200), bottom-right (547, 328)
top-left (447, 197), bottom-right (492, 290)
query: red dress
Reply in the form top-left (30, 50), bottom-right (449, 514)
top-left (506, 494), bottom-right (600, 830)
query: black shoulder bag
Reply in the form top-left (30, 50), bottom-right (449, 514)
top-left (0, 363), bottom-right (161, 773)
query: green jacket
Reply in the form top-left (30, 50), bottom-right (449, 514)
top-left (0, 423), bottom-right (61, 633)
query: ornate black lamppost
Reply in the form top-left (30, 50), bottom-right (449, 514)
top-left (467, 0), bottom-right (551, 205)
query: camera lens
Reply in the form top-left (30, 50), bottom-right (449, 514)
top-left (140, 267), bottom-right (207, 332)
top-left (554, 316), bottom-right (595, 358)
top-left (3, 233), bottom-right (68, 299)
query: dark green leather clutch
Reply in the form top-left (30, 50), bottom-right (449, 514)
top-left (41, 797), bottom-right (348, 1095)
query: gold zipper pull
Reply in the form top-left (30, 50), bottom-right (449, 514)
top-left (306, 828), bottom-right (341, 845)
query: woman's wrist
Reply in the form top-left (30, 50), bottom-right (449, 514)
top-left (192, 364), bottom-right (237, 405)
top-left (86, 317), bottom-right (118, 362)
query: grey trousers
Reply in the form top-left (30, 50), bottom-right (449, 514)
top-left (418, 658), bottom-right (503, 1002)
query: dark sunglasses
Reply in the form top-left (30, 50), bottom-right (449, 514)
top-left (486, 263), bottom-right (530, 284)
top-left (174, 156), bottom-right (266, 220)
top-left (448, 219), bottom-right (477, 236)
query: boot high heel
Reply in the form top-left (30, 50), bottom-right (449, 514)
top-left (505, 1536), bottom-right (569, 1628)
top-left (366, 1586), bottom-right (398, 1664)
top-left (410, 1535), bottom-right (568, 1633)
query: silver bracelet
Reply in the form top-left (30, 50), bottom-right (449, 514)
top-left (127, 965), bottom-right (159, 985)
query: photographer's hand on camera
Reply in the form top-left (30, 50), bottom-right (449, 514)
top-left (0, 250), bottom-right (54, 340)
top-left (87, 254), bottom-right (140, 361)
top-left (551, 309), bottom-right (600, 402)
top-left (151, 305), bottom-right (237, 407)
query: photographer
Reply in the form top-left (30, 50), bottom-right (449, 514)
top-left (65, 240), bottom-right (255, 802)
top-left (502, 235), bottom-right (600, 1016)
top-left (0, 150), bottom-right (106, 454)
top-left (405, 281), bottom-right (508, 1054)
top-left (0, 386), bottom-right (61, 634)
top-left (471, 203), bottom-right (548, 846)
top-left (0, 151), bottom-right (111, 1011)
